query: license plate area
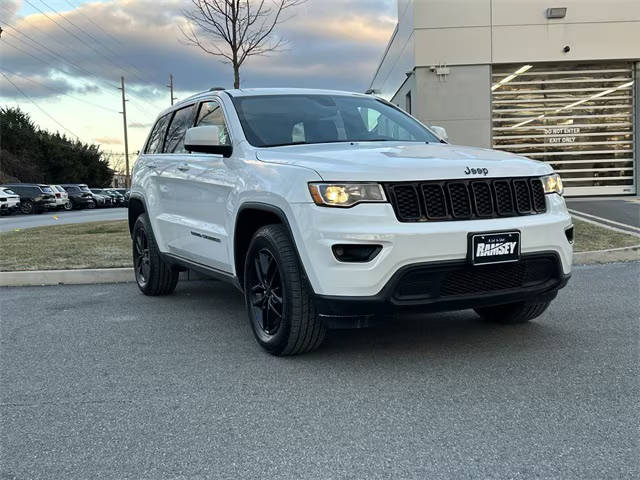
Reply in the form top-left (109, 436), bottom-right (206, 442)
top-left (471, 231), bottom-right (520, 265)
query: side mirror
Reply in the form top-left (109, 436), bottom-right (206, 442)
top-left (184, 125), bottom-right (233, 157)
top-left (431, 125), bottom-right (448, 142)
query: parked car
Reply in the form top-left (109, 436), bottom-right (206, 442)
top-left (112, 188), bottom-right (130, 206)
top-left (50, 184), bottom-right (71, 210)
top-left (1, 183), bottom-right (56, 214)
top-left (129, 88), bottom-right (573, 355)
top-left (0, 187), bottom-right (21, 215)
top-left (61, 184), bottom-right (95, 209)
top-left (102, 188), bottom-right (126, 207)
top-left (89, 188), bottom-right (114, 207)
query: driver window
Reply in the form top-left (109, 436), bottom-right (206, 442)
top-left (196, 100), bottom-right (231, 145)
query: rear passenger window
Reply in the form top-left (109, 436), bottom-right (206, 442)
top-left (164, 105), bottom-right (195, 153)
top-left (196, 101), bottom-right (231, 145)
top-left (145, 114), bottom-right (171, 154)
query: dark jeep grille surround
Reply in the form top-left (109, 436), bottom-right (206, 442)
top-left (385, 177), bottom-right (547, 222)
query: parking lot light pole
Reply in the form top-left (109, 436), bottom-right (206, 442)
top-left (119, 76), bottom-right (130, 188)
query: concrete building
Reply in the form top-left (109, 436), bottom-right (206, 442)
top-left (370, 0), bottom-right (640, 196)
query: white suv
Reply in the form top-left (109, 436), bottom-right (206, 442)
top-left (130, 88), bottom-right (573, 355)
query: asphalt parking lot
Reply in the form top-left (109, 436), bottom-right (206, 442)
top-left (0, 208), bottom-right (127, 232)
top-left (1, 262), bottom-right (638, 479)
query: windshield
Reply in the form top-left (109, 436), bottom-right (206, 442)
top-left (230, 94), bottom-right (440, 147)
top-left (3, 189), bottom-right (16, 195)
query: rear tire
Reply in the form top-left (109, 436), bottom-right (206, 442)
top-left (244, 224), bottom-right (326, 356)
top-left (132, 213), bottom-right (179, 296)
top-left (474, 300), bottom-right (551, 324)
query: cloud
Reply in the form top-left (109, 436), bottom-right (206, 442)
top-left (0, 0), bottom-right (395, 100)
top-left (93, 136), bottom-right (122, 145)
top-left (129, 121), bottom-right (153, 128)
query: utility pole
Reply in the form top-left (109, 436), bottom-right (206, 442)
top-left (118, 76), bottom-right (130, 188)
top-left (168, 74), bottom-right (177, 105)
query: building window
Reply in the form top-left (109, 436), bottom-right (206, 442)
top-left (405, 91), bottom-right (412, 114)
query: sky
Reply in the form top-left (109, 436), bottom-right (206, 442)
top-left (0, 0), bottom-right (396, 166)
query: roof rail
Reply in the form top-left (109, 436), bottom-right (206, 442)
top-left (209, 87), bottom-right (225, 91)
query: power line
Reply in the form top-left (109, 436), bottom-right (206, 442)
top-left (1, 25), bottom-right (159, 120)
top-left (36, 0), bottom-right (159, 88)
top-left (60, 0), bottom-right (160, 90)
top-left (0, 71), bottom-right (80, 139)
top-left (1, 4), bottom-right (163, 120)
top-left (1, 38), bottom-right (153, 117)
top-left (22, 0), bottom-right (154, 101)
top-left (2, 68), bottom-right (120, 114)
top-left (0, 23), bottom-right (118, 86)
top-left (62, 0), bottom-right (124, 46)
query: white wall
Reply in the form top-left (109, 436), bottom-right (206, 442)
top-left (373, 0), bottom-right (640, 93)
top-left (369, 0), bottom-right (415, 99)
top-left (372, 0), bottom-right (640, 149)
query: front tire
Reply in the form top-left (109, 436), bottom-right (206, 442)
top-left (20, 200), bottom-right (34, 215)
top-left (474, 300), bottom-right (551, 324)
top-left (244, 224), bottom-right (326, 356)
top-left (132, 214), bottom-right (179, 296)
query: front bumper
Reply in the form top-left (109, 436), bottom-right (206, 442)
top-left (314, 252), bottom-right (570, 318)
top-left (290, 194), bottom-right (573, 298)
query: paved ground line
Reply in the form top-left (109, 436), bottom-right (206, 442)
top-left (567, 208), bottom-right (640, 233)
top-left (569, 211), bottom-right (640, 238)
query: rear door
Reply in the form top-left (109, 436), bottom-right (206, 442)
top-left (138, 112), bottom-right (173, 250)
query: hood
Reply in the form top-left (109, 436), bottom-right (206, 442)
top-left (255, 142), bottom-right (552, 182)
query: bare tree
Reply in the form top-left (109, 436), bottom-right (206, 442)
top-left (180, 0), bottom-right (305, 88)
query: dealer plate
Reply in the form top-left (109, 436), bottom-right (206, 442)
top-left (471, 231), bottom-right (520, 265)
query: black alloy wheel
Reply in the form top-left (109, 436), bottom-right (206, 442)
top-left (63, 201), bottom-right (72, 210)
top-left (20, 200), bottom-right (34, 215)
top-left (243, 224), bottom-right (326, 355)
top-left (132, 214), bottom-right (179, 296)
top-left (133, 227), bottom-right (151, 287)
top-left (248, 248), bottom-right (285, 336)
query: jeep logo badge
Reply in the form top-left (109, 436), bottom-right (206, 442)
top-left (464, 166), bottom-right (489, 176)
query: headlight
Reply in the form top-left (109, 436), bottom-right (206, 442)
top-left (308, 183), bottom-right (387, 207)
top-left (541, 173), bottom-right (564, 195)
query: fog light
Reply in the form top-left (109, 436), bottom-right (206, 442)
top-left (332, 244), bottom-right (382, 262)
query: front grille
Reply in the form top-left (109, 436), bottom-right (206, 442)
top-left (385, 177), bottom-right (547, 222)
top-left (394, 255), bottom-right (558, 301)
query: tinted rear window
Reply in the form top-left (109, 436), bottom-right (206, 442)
top-left (41, 186), bottom-right (53, 193)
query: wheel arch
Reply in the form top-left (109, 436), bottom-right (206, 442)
top-left (128, 193), bottom-right (147, 237)
top-left (233, 202), bottom-right (304, 290)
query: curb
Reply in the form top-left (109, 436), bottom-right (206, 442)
top-left (0, 268), bottom-right (210, 287)
top-left (573, 245), bottom-right (640, 265)
top-left (2, 247), bottom-right (639, 287)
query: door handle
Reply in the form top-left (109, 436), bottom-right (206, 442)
top-left (177, 163), bottom-right (190, 172)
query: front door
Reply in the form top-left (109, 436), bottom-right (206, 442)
top-left (163, 99), bottom-right (235, 273)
